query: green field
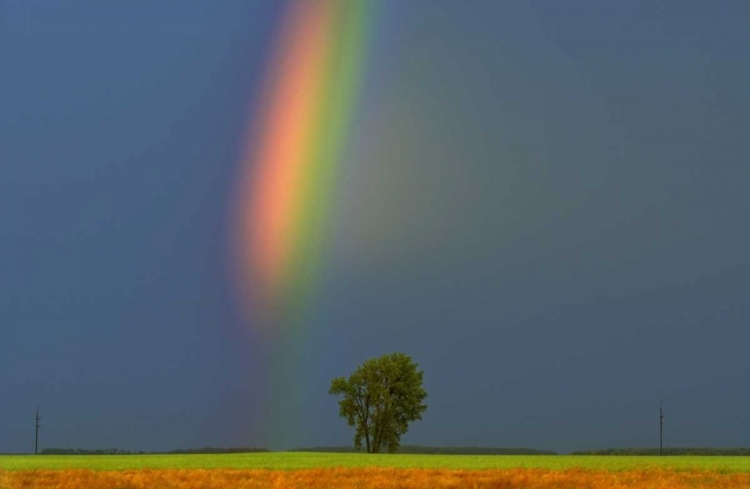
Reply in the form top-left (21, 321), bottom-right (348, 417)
top-left (1, 453), bottom-right (749, 472)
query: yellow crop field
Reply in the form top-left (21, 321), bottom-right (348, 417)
top-left (3, 468), bottom-right (750, 489)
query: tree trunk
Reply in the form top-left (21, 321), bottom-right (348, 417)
top-left (363, 416), bottom-right (371, 453)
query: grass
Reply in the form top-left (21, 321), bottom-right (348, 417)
top-left (1, 453), bottom-right (750, 472)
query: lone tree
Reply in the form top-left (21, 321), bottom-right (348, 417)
top-left (329, 352), bottom-right (427, 453)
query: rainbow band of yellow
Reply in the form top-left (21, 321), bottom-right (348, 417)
top-left (233, 0), bottom-right (374, 446)
top-left (236, 0), bottom-right (372, 329)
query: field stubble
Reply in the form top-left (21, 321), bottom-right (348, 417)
top-left (2, 454), bottom-right (750, 489)
top-left (3, 467), bottom-right (750, 489)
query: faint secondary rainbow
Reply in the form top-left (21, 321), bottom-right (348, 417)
top-left (235, 0), bottom-right (372, 330)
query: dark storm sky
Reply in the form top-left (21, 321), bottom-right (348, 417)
top-left (1, 1), bottom-right (749, 454)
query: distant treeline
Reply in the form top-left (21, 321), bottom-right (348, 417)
top-left (289, 446), bottom-right (557, 455)
top-left (167, 447), bottom-right (270, 454)
top-left (572, 448), bottom-right (750, 456)
top-left (40, 447), bottom-right (270, 455)
top-left (39, 446), bottom-right (555, 456)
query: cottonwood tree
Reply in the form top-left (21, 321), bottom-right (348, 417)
top-left (329, 352), bottom-right (427, 453)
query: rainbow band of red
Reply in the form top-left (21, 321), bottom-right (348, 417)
top-left (235, 0), bottom-right (372, 331)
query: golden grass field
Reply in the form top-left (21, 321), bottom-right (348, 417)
top-left (3, 467), bottom-right (750, 488)
top-left (3, 454), bottom-right (750, 488)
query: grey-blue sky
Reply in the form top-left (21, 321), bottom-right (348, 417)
top-left (1, 0), bottom-right (749, 454)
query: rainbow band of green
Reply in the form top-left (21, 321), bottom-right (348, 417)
top-left (285, 1), bottom-right (372, 328)
top-left (269, 0), bottom-right (374, 448)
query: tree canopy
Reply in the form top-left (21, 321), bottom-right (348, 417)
top-left (329, 352), bottom-right (428, 453)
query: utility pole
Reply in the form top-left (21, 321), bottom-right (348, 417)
top-left (35, 409), bottom-right (41, 455)
top-left (659, 402), bottom-right (664, 456)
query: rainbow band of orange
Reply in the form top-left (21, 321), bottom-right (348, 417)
top-left (236, 0), bottom-right (372, 332)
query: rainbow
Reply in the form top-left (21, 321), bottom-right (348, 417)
top-left (233, 0), bottom-right (374, 446)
